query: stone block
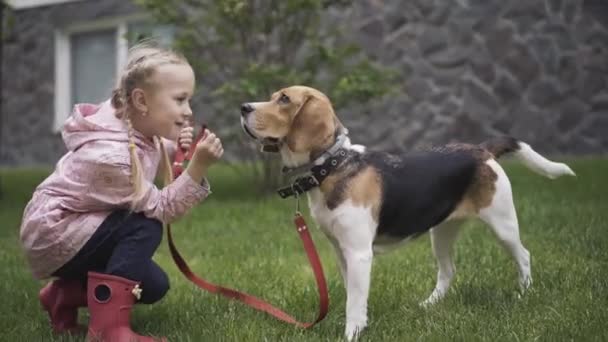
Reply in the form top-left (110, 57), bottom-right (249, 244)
top-left (503, 42), bottom-right (541, 88)
top-left (463, 77), bottom-right (500, 119)
top-left (418, 26), bottom-right (448, 56)
top-left (528, 78), bottom-right (563, 107)
top-left (556, 98), bottom-right (588, 131)
top-left (494, 71), bottom-right (521, 105)
top-left (428, 46), bottom-right (470, 68)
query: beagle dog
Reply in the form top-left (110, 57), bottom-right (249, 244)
top-left (240, 86), bottom-right (575, 341)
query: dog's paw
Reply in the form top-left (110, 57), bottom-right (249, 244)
top-left (419, 290), bottom-right (444, 308)
top-left (345, 320), bottom-right (367, 341)
top-left (519, 275), bottom-right (532, 291)
top-left (517, 276), bottom-right (533, 299)
top-left (419, 297), bottom-right (437, 308)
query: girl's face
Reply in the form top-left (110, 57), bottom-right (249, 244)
top-left (134, 63), bottom-right (195, 141)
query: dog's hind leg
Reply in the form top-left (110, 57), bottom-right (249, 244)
top-left (479, 159), bottom-right (532, 291)
top-left (421, 220), bottom-right (462, 307)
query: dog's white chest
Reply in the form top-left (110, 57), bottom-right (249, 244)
top-left (307, 189), bottom-right (379, 247)
top-left (307, 189), bottom-right (412, 255)
top-left (307, 190), bottom-right (335, 233)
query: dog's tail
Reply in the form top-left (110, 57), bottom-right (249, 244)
top-left (480, 136), bottom-right (576, 179)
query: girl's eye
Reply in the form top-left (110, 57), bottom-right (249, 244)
top-left (176, 97), bottom-right (186, 103)
top-left (279, 93), bottom-right (290, 104)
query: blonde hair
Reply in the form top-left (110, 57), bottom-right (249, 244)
top-left (111, 41), bottom-right (189, 208)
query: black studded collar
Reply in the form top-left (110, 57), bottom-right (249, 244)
top-left (277, 147), bottom-right (351, 198)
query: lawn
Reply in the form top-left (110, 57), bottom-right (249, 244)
top-left (1, 158), bottom-right (607, 341)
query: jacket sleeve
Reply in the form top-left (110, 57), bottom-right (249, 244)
top-left (79, 158), bottom-right (210, 224)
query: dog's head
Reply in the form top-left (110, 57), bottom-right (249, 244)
top-left (240, 85), bottom-right (339, 155)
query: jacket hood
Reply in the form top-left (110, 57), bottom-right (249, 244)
top-left (61, 100), bottom-right (155, 152)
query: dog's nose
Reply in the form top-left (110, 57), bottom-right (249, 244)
top-left (241, 103), bottom-right (254, 116)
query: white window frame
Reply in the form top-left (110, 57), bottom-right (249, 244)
top-left (7, 0), bottom-right (83, 10)
top-left (53, 15), bottom-right (147, 132)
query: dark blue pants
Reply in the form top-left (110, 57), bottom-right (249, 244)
top-left (53, 210), bottom-right (169, 304)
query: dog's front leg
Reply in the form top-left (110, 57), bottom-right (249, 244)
top-left (343, 246), bottom-right (373, 341)
top-left (324, 232), bottom-right (348, 287)
top-left (327, 204), bottom-right (376, 340)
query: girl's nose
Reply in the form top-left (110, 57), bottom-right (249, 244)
top-left (184, 104), bottom-right (193, 117)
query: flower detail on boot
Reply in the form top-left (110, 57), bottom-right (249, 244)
top-left (131, 284), bottom-right (142, 301)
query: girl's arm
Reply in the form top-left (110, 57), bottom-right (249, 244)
top-left (68, 155), bottom-right (210, 224)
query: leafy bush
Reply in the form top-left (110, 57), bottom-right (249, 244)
top-left (136, 0), bottom-right (397, 191)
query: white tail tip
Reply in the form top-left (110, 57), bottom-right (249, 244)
top-left (551, 163), bottom-right (576, 179)
top-left (515, 143), bottom-right (576, 179)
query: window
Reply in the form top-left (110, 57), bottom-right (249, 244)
top-left (70, 29), bottom-right (117, 105)
top-left (54, 17), bottom-right (174, 131)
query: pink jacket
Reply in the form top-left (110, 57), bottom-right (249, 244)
top-left (20, 100), bottom-right (210, 279)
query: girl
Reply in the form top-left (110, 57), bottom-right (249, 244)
top-left (20, 43), bottom-right (223, 342)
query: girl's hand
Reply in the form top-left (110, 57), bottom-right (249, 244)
top-left (178, 126), bottom-right (194, 150)
top-left (194, 130), bottom-right (224, 165)
top-left (187, 129), bottom-right (223, 183)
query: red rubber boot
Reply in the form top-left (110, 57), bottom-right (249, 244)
top-left (39, 278), bottom-right (87, 334)
top-left (85, 272), bottom-right (166, 342)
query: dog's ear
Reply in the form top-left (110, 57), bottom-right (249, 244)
top-left (286, 92), bottom-right (335, 153)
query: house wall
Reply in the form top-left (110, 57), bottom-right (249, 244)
top-left (1, 0), bottom-right (139, 166)
top-left (1, 0), bottom-right (607, 166)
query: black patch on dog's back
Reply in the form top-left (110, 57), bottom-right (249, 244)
top-left (362, 150), bottom-right (478, 239)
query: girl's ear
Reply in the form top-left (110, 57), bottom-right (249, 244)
top-left (131, 88), bottom-right (148, 114)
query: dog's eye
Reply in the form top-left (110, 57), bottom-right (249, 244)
top-left (279, 93), bottom-right (290, 104)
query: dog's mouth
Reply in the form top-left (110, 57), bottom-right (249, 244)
top-left (259, 137), bottom-right (281, 153)
top-left (241, 121), bottom-right (258, 140)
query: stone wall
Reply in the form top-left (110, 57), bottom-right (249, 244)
top-left (338, 0), bottom-right (608, 155)
top-left (1, 0), bottom-right (607, 166)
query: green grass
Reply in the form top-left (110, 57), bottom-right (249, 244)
top-left (1, 159), bottom-right (607, 341)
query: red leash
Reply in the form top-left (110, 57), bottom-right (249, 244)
top-left (167, 125), bottom-right (329, 328)
top-left (171, 124), bottom-right (207, 179)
